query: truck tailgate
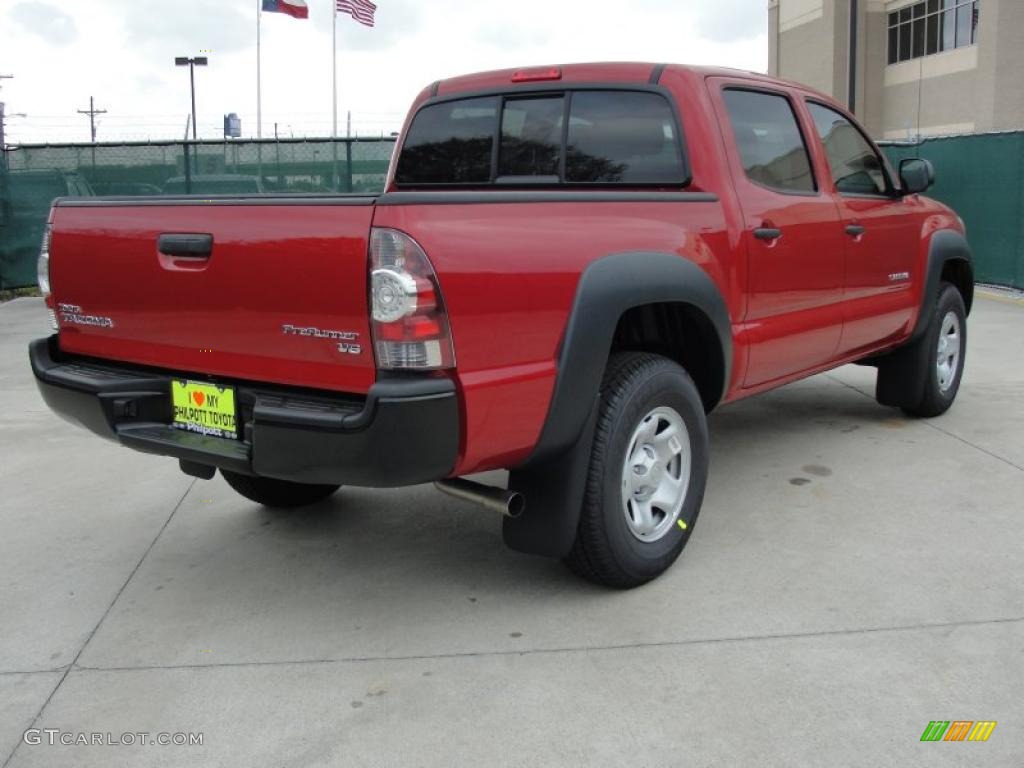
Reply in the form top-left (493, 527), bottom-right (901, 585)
top-left (49, 199), bottom-right (377, 394)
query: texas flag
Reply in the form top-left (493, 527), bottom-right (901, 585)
top-left (262, 0), bottom-right (308, 19)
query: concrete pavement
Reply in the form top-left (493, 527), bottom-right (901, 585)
top-left (1, 295), bottom-right (1022, 766)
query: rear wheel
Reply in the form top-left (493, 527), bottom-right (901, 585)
top-left (565, 352), bottom-right (710, 588)
top-left (220, 470), bottom-right (340, 508)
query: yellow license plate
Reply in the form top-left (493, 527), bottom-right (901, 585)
top-left (171, 380), bottom-right (237, 439)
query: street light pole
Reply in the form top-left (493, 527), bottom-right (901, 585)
top-left (174, 56), bottom-right (208, 140)
top-left (189, 65), bottom-right (197, 140)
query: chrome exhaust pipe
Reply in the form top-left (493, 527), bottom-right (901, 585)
top-left (434, 478), bottom-right (525, 519)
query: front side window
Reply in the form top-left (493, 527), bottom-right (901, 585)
top-left (888, 0), bottom-right (979, 65)
top-left (722, 89), bottom-right (816, 194)
top-left (395, 90), bottom-right (685, 186)
top-left (807, 102), bottom-right (889, 196)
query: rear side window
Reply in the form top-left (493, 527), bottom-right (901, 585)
top-left (806, 102), bottom-right (890, 195)
top-left (722, 89), bottom-right (816, 194)
top-left (395, 97), bottom-right (498, 185)
top-left (396, 90), bottom-right (686, 186)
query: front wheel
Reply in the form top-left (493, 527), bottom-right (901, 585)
top-left (876, 282), bottom-right (967, 418)
top-left (565, 352), bottom-right (710, 588)
top-left (220, 470), bottom-right (340, 508)
top-left (903, 283), bottom-right (967, 417)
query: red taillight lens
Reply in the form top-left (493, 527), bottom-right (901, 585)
top-left (40, 208), bottom-right (57, 329)
top-left (369, 228), bottom-right (455, 370)
top-left (511, 67), bottom-right (562, 83)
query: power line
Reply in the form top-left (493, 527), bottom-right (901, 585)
top-left (76, 96), bottom-right (107, 143)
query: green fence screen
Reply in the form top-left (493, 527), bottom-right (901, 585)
top-left (3, 133), bottom-right (1022, 290)
top-left (881, 132), bottom-right (1024, 288)
top-left (0, 137), bottom-right (395, 289)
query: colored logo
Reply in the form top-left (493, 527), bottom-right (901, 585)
top-left (920, 721), bottom-right (997, 742)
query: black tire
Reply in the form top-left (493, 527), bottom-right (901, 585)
top-left (876, 282), bottom-right (966, 418)
top-left (220, 469), bottom-right (340, 508)
top-left (565, 352), bottom-right (710, 589)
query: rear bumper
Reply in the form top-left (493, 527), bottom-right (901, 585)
top-left (29, 336), bottom-right (459, 487)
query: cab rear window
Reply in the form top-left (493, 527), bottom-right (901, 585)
top-left (395, 90), bottom-right (687, 187)
top-left (395, 97), bottom-right (498, 185)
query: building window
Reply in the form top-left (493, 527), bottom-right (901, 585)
top-left (887, 0), bottom-right (979, 65)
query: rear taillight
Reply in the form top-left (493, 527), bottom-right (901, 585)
top-left (368, 228), bottom-right (454, 370)
top-left (37, 223), bottom-right (51, 297)
top-left (38, 214), bottom-right (57, 330)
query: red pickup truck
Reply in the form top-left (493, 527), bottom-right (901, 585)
top-left (30, 63), bottom-right (973, 588)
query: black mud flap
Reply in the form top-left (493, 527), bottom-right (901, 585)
top-left (503, 396), bottom-right (599, 559)
top-left (875, 334), bottom-right (930, 408)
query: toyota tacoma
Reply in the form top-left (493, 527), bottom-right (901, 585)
top-left (30, 63), bottom-right (973, 587)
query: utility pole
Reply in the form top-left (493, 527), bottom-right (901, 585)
top-left (0, 75), bottom-right (12, 151)
top-left (77, 96), bottom-right (107, 142)
top-left (0, 103), bottom-right (27, 151)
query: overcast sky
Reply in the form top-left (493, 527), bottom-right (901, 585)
top-left (1, 0), bottom-right (768, 144)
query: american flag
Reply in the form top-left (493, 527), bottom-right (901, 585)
top-left (337, 0), bottom-right (376, 27)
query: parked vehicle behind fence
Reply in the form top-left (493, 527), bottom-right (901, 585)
top-left (162, 174), bottom-right (266, 195)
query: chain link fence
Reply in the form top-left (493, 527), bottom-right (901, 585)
top-left (3, 134), bottom-right (1022, 290)
top-left (0, 138), bottom-right (395, 288)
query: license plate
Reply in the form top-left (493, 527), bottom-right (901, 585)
top-left (171, 380), bottom-right (238, 439)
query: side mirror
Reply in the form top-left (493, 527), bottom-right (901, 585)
top-left (899, 158), bottom-right (934, 195)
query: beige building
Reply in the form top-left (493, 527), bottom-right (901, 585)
top-left (768, 0), bottom-right (1024, 139)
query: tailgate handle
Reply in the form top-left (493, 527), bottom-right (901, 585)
top-left (158, 233), bottom-right (213, 258)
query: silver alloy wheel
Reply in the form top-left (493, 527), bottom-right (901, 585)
top-left (620, 406), bottom-right (691, 542)
top-left (936, 310), bottom-right (962, 393)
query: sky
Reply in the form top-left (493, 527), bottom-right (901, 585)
top-left (0, 0), bottom-right (769, 144)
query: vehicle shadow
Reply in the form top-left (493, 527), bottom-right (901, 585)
top-left (79, 372), bottom-right (926, 669)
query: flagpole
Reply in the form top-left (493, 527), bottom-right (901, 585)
top-left (256, 0), bottom-right (262, 138)
top-left (332, 1), bottom-right (338, 139)
top-left (332, 0), bottom-right (340, 190)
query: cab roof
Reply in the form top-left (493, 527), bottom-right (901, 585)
top-left (432, 62), bottom-right (827, 100)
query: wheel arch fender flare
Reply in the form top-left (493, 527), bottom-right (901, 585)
top-left (503, 251), bottom-right (731, 559)
top-left (527, 250), bottom-right (732, 465)
top-left (910, 228), bottom-right (974, 343)
top-left (875, 228), bottom-right (973, 410)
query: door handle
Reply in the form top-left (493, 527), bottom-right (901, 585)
top-left (753, 227), bottom-right (782, 241)
top-left (158, 233), bottom-right (213, 257)
top-left (845, 224), bottom-right (866, 237)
